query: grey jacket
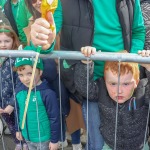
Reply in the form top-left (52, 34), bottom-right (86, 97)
top-left (74, 62), bottom-right (150, 150)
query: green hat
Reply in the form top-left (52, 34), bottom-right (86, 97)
top-left (15, 57), bottom-right (43, 70)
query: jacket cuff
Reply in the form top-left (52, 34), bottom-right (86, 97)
top-left (30, 40), bottom-right (55, 54)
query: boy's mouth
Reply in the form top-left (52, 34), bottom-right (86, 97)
top-left (116, 96), bottom-right (124, 101)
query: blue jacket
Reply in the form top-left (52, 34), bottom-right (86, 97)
top-left (40, 59), bottom-right (70, 116)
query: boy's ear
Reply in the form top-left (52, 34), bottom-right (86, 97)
top-left (135, 79), bottom-right (140, 88)
top-left (40, 70), bottom-right (43, 76)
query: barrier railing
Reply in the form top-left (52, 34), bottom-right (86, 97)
top-left (0, 50), bottom-right (150, 150)
top-left (0, 50), bottom-right (150, 63)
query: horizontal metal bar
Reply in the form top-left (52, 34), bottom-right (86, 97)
top-left (0, 50), bottom-right (150, 63)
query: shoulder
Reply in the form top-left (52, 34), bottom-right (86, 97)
top-left (15, 82), bottom-right (26, 94)
top-left (39, 80), bottom-right (57, 98)
top-left (137, 78), bottom-right (148, 88)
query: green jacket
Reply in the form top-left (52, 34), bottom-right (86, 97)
top-left (92, 0), bottom-right (145, 79)
top-left (15, 80), bottom-right (60, 143)
top-left (15, 0), bottom-right (32, 45)
top-left (51, 0), bottom-right (145, 79)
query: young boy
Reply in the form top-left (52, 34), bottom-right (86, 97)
top-left (74, 48), bottom-right (150, 150)
top-left (9, 57), bottom-right (60, 150)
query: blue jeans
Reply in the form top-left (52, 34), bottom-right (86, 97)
top-left (71, 129), bottom-right (81, 144)
top-left (59, 114), bottom-right (81, 144)
top-left (26, 140), bottom-right (50, 150)
top-left (82, 100), bottom-right (104, 150)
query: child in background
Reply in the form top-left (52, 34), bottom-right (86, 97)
top-left (74, 47), bottom-right (150, 150)
top-left (0, 25), bottom-right (28, 150)
top-left (13, 57), bottom-right (60, 150)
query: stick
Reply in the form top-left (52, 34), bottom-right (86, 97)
top-left (21, 46), bottom-right (41, 129)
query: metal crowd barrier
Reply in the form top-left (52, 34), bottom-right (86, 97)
top-left (0, 50), bottom-right (150, 63)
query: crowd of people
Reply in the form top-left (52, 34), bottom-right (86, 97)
top-left (0, 0), bottom-right (150, 150)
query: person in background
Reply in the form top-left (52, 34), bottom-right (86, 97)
top-left (0, 25), bottom-right (28, 150)
top-left (0, 0), bottom-right (6, 9)
top-left (24, 0), bottom-right (82, 149)
top-left (0, 9), bottom-right (11, 26)
top-left (3, 0), bottom-right (32, 45)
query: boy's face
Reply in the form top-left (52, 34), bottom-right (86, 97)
top-left (105, 69), bottom-right (139, 104)
top-left (17, 65), bottom-right (42, 88)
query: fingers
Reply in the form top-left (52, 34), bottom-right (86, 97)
top-left (30, 17), bottom-right (56, 49)
top-left (81, 46), bottom-right (96, 57)
top-left (31, 19), bottom-right (50, 41)
top-left (47, 12), bottom-right (55, 28)
top-left (138, 50), bottom-right (150, 71)
top-left (49, 142), bottom-right (58, 150)
top-left (138, 50), bottom-right (150, 57)
top-left (33, 18), bottom-right (51, 29)
top-left (16, 132), bottom-right (23, 141)
top-left (0, 108), bottom-right (4, 114)
top-left (4, 105), bottom-right (14, 115)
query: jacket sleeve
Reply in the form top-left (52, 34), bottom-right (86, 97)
top-left (8, 78), bottom-right (22, 107)
top-left (24, 42), bottom-right (55, 54)
top-left (74, 62), bottom-right (99, 100)
top-left (42, 90), bottom-right (60, 143)
top-left (14, 100), bottom-right (20, 132)
top-left (144, 70), bottom-right (150, 105)
top-left (131, 0), bottom-right (146, 53)
top-left (54, 0), bottom-right (62, 34)
top-left (16, 0), bottom-right (32, 45)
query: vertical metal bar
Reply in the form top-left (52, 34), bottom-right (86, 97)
top-left (114, 61), bottom-right (121, 150)
top-left (86, 59), bottom-right (90, 150)
top-left (9, 57), bottom-right (22, 149)
top-left (31, 57), bottom-right (42, 150)
top-left (58, 58), bottom-right (63, 150)
top-left (143, 98), bottom-right (150, 150)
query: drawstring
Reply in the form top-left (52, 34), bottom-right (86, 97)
top-left (128, 97), bottom-right (136, 111)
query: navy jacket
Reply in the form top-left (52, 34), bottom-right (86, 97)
top-left (0, 58), bottom-right (17, 108)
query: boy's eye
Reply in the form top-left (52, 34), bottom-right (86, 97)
top-left (123, 83), bottom-right (130, 86)
top-left (124, 83), bottom-right (129, 85)
top-left (110, 83), bottom-right (117, 86)
top-left (18, 74), bottom-right (23, 77)
top-left (27, 72), bottom-right (32, 76)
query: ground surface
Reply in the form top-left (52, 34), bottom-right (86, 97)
top-left (0, 132), bottom-right (86, 150)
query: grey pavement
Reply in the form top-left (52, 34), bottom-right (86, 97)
top-left (0, 132), bottom-right (86, 150)
top-left (0, 134), bottom-right (74, 150)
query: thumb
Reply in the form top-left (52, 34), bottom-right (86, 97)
top-left (46, 12), bottom-right (56, 31)
top-left (46, 12), bottom-right (55, 26)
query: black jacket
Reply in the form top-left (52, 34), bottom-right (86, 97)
top-left (60, 0), bottom-right (134, 103)
top-left (4, 0), bottom-right (19, 36)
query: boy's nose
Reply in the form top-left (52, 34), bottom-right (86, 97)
top-left (23, 76), bottom-right (29, 82)
top-left (118, 86), bottom-right (123, 94)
